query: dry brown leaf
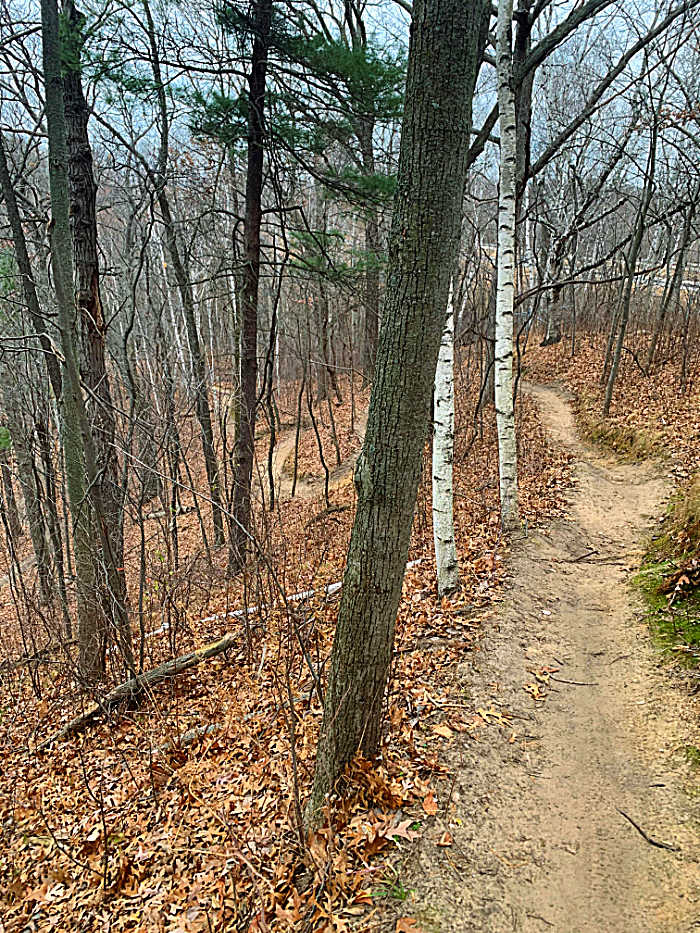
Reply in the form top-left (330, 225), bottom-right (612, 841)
top-left (432, 723), bottom-right (453, 739)
top-left (396, 919), bottom-right (426, 933)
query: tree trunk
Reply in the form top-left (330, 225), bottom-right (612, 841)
top-left (362, 194), bottom-right (380, 382)
top-left (604, 119), bottom-right (657, 416)
top-left (307, 0), bottom-right (488, 823)
top-left (480, 268), bottom-right (496, 410)
top-left (42, 0), bottom-right (100, 678)
top-left (141, 0), bottom-right (226, 549)
top-left (229, 0), bottom-right (272, 573)
top-left (495, 0), bottom-right (520, 532)
top-left (0, 449), bottom-right (22, 542)
top-left (36, 410), bottom-right (72, 635)
top-left (12, 423), bottom-right (53, 605)
top-left (41, 0), bottom-right (133, 681)
top-left (647, 196), bottom-right (696, 370)
top-left (0, 130), bottom-right (63, 400)
top-left (62, 0), bottom-right (132, 664)
top-left (432, 279), bottom-right (459, 596)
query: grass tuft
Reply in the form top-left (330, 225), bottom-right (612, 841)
top-left (634, 479), bottom-right (700, 668)
top-left (576, 394), bottom-right (662, 461)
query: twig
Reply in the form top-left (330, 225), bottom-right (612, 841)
top-left (621, 345), bottom-right (648, 377)
top-left (527, 914), bottom-right (554, 928)
top-left (550, 676), bottom-right (599, 686)
top-left (616, 808), bottom-right (679, 851)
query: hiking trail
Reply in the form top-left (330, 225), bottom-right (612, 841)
top-left (404, 382), bottom-right (699, 933)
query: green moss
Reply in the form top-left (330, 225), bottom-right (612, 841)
top-left (633, 560), bottom-right (700, 667)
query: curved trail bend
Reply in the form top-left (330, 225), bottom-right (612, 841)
top-left (407, 383), bottom-right (699, 933)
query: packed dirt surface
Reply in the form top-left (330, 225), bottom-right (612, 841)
top-left (275, 409), bottom-right (368, 502)
top-left (404, 383), bottom-right (700, 932)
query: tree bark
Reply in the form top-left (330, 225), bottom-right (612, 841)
top-left (495, 0), bottom-right (520, 532)
top-left (432, 279), bottom-right (459, 596)
top-left (10, 418), bottom-right (53, 605)
top-left (0, 449), bottom-right (22, 542)
top-left (41, 0), bottom-right (135, 681)
top-left (62, 0), bottom-right (132, 663)
top-left (229, 0), bottom-right (273, 572)
top-left (360, 120), bottom-right (380, 383)
top-left (41, 0), bottom-right (102, 679)
top-left (307, 0), bottom-right (488, 823)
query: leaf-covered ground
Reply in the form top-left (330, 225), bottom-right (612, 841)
top-left (1, 370), bottom-right (573, 932)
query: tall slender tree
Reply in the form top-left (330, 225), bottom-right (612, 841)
top-left (230, 0), bottom-right (273, 572)
top-left (41, 0), bottom-right (133, 679)
top-left (432, 278), bottom-right (459, 596)
top-left (62, 0), bottom-right (129, 645)
top-left (308, 0), bottom-right (489, 823)
top-left (495, 0), bottom-right (520, 532)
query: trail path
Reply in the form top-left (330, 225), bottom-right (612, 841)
top-left (273, 409), bottom-right (368, 503)
top-left (406, 383), bottom-right (700, 933)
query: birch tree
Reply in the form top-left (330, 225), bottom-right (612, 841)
top-left (432, 278), bottom-right (459, 596)
top-left (495, 0), bottom-right (520, 532)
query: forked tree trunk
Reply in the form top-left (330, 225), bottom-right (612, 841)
top-left (432, 279), bottom-right (459, 597)
top-left (307, 0), bottom-right (489, 823)
top-left (495, 0), bottom-right (520, 532)
top-left (62, 0), bottom-right (133, 668)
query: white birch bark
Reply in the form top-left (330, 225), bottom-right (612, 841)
top-left (432, 278), bottom-right (459, 596)
top-left (495, 0), bottom-right (520, 532)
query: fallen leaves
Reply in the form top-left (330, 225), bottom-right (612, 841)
top-left (431, 723), bottom-right (454, 739)
top-left (0, 374), bottom-right (573, 932)
top-left (422, 792), bottom-right (438, 817)
top-left (524, 667), bottom-right (560, 701)
top-left (396, 918), bottom-right (426, 933)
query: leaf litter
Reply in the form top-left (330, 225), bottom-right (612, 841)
top-left (0, 375), bottom-right (571, 932)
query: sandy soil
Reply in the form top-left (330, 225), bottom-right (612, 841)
top-left (401, 383), bottom-right (700, 933)
top-left (275, 409), bottom-right (368, 502)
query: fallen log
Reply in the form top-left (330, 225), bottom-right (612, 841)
top-left (38, 631), bottom-right (241, 751)
top-left (37, 559), bottom-right (424, 750)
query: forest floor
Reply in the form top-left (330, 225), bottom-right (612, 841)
top-left (2, 346), bottom-right (699, 932)
top-left (398, 382), bottom-right (700, 933)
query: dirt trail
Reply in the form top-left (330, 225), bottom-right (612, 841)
top-left (406, 383), bottom-right (700, 933)
top-left (273, 409), bottom-right (368, 503)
